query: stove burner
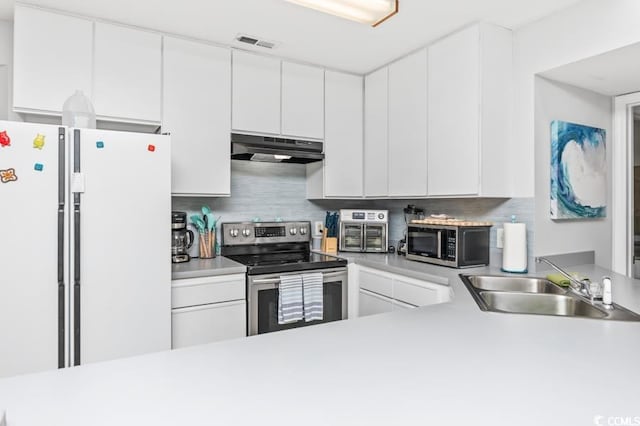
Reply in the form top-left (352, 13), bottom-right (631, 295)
top-left (220, 221), bottom-right (347, 275)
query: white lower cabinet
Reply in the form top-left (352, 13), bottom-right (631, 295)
top-left (357, 265), bottom-right (450, 317)
top-left (171, 274), bottom-right (246, 349)
top-left (392, 299), bottom-right (416, 311)
top-left (172, 300), bottom-right (245, 349)
top-left (359, 289), bottom-right (393, 317)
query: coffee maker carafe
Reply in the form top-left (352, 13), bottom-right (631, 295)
top-left (172, 211), bottom-right (194, 263)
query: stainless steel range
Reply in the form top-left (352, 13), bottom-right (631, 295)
top-left (221, 221), bottom-right (348, 336)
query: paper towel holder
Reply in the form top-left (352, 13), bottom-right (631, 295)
top-left (501, 216), bottom-right (528, 274)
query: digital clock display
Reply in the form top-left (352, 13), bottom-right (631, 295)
top-left (255, 226), bottom-right (286, 238)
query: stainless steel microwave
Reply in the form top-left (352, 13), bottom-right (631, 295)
top-left (406, 223), bottom-right (490, 268)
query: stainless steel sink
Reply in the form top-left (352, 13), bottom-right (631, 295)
top-left (459, 274), bottom-right (640, 321)
top-left (467, 275), bottom-right (566, 294)
top-left (478, 292), bottom-right (606, 318)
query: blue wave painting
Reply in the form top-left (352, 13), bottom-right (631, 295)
top-left (550, 120), bottom-right (606, 219)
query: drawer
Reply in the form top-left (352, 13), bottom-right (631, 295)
top-left (172, 300), bottom-right (246, 349)
top-left (393, 278), bottom-right (445, 307)
top-left (171, 274), bottom-right (245, 309)
top-left (358, 268), bottom-right (393, 297)
top-left (392, 299), bottom-right (416, 311)
top-left (358, 289), bottom-right (393, 317)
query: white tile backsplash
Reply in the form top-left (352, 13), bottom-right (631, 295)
top-left (173, 160), bottom-right (534, 266)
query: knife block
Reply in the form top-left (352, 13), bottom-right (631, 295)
top-left (321, 235), bottom-right (338, 253)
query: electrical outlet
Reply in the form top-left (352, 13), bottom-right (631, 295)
top-left (496, 228), bottom-right (504, 249)
top-left (314, 221), bottom-right (324, 236)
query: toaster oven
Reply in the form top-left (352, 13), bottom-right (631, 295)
top-left (339, 209), bottom-right (388, 253)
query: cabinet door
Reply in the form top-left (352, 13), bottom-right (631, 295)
top-left (392, 299), bottom-right (416, 311)
top-left (163, 37), bottom-right (231, 196)
top-left (388, 48), bottom-right (428, 197)
top-left (324, 71), bottom-right (363, 197)
top-left (281, 61), bottom-right (324, 139)
top-left (364, 67), bottom-right (389, 197)
top-left (393, 277), bottom-right (446, 306)
top-left (232, 51), bottom-right (281, 135)
top-left (358, 289), bottom-right (393, 317)
top-left (358, 267), bottom-right (393, 298)
top-left (13, 6), bottom-right (93, 114)
top-left (93, 23), bottom-right (161, 123)
top-left (172, 300), bottom-right (246, 349)
top-left (428, 25), bottom-right (480, 196)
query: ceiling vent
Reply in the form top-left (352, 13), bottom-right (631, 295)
top-left (235, 34), bottom-right (277, 50)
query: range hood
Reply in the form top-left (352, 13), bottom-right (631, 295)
top-left (231, 133), bottom-right (324, 164)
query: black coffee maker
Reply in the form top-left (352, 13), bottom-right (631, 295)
top-left (397, 204), bottom-right (424, 255)
top-left (172, 211), bottom-right (194, 263)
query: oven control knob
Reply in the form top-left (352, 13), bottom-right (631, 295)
top-left (378, 213), bottom-right (385, 220)
top-left (299, 227), bottom-right (307, 235)
top-left (289, 228), bottom-right (297, 235)
top-left (242, 228), bottom-right (251, 237)
top-left (230, 228), bottom-right (239, 237)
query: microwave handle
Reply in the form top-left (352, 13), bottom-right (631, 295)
top-left (437, 230), bottom-right (442, 259)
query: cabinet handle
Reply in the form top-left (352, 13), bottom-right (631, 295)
top-left (172, 300), bottom-right (245, 313)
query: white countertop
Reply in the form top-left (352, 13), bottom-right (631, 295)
top-left (1, 254), bottom-right (640, 426)
top-left (171, 256), bottom-right (246, 280)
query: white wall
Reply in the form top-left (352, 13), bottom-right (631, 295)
top-left (513, 0), bottom-right (640, 198)
top-left (0, 19), bottom-right (17, 121)
top-left (534, 77), bottom-right (612, 267)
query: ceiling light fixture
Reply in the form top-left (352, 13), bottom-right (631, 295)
top-left (284, 0), bottom-right (398, 27)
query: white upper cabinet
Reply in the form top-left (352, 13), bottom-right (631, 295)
top-left (428, 26), bottom-right (480, 196)
top-left (428, 23), bottom-right (512, 196)
top-left (387, 48), bottom-right (428, 197)
top-left (232, 51), bottom-right (281, 135)
top-left (281, 61), bottom-right (324, 139)
top-left (163, 37), bottom-right (231, 196)
top-left (323, 71), bottom-right (363, 198)
top-left (93, 23), bottom-right (162, 123)
top-left (13, 6), bottom-right (93, 115)
top-left (364, 67), bottom-right (389, 198)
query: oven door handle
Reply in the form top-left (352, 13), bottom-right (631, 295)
top-left (361, 224), bottom-right (366, 252)
top-left (251, 271), bottom-right (347, 285)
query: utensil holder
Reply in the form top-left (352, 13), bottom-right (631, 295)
top-left (199, 231), bottom-right (216, 259)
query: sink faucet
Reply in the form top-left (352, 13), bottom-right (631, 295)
top-left (535, 256), bottom-right (594, 298)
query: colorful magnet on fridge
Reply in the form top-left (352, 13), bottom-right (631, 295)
top-left (96, 141), bottom-right (104, 149)
top-left (0, 168), bottom-right (18, 183)
top-left (34, 163), bottom-right (44, 171)
top-left (33, 134), bottom-right (46, 150)
top-left (0, 131), bottom-right (10, 148)
top-left (147, 144), bottom-right (155, 152)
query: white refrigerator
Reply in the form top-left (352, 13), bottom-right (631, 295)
top-left (0, 120), bottom-right (171, 378)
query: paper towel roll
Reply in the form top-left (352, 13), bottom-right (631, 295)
top-left (502, 222), bottom-right (527, 273)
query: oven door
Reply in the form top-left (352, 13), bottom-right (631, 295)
top-left (364, 224), bottom-right (387, 252)
top-left (340, 223), bottom-right (364, 252)
top-left (247, 268), bottom-right (348, 336)
top-left (407, 225), bottom-right (443, 259)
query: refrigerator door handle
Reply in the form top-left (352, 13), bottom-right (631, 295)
top-left (57, 127), bottom-right (65, 369)
top-left (73, 129), bottom-right (81, 366)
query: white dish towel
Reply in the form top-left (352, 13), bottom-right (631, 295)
top-left (278, 275), bottom-right (304, 324)
top-left (302, 273), bottom-right (324, 322)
